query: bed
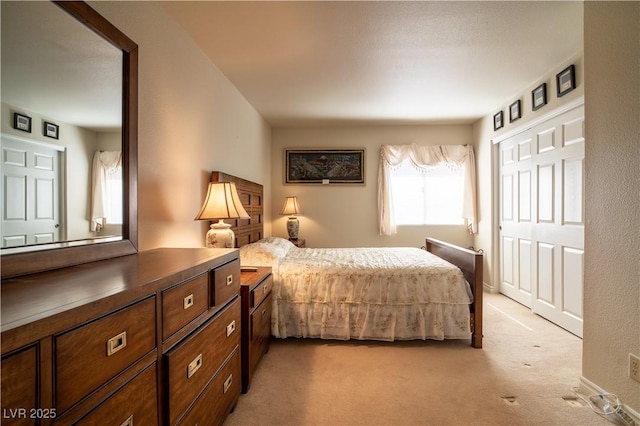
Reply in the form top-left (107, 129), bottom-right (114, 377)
top-left (210, 171), bottom-right (483, 348)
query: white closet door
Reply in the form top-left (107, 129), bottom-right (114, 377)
top-left (1, 134), bottom-right (63, 247)
top-left (498, 105), bottom-right (584, 337)
top-left (499, 131), bottom-right (534, 307)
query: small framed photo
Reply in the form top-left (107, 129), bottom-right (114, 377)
top-left (44, 121), bottom-right (59, 139)
top-left (509, 100), bottom-right (521, 123)
top-left (556, 64), bottom-right (576, 97)
top-left (532, 83), bottom-right (547, 111)
top-left (493, 111), bottom-right (503, 131)
top-left (13, 112), bottom-right (32, 133)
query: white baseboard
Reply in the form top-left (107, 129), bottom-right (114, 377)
top-left (483, 281), bottom-right (499, 293)
top-left (579, 376), bottom-right (640, 424)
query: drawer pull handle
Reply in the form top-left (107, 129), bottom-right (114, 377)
top-left (263, 284), bottom-right (268, 293)
top-left (184, 294), bottom-right (194, 310)
top-left (107, 331), bottom-right (127, 357)
top-left (223, 374), bottom-right (233, 394)
top-left (226, 274), bottom-right (233, 286)
top-left (120, 415), bottom-right (134, 426)
top-left (261, 309), bottom-right (267, 318)
top-left (187, 353), bottom-right (203, 379)
top-left (226, 320), bottom-right (236, 337)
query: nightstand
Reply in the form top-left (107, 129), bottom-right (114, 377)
top-left (290, 239), bottom-right (305, 248)
top-left (240, 267), bottom-right (272, 393)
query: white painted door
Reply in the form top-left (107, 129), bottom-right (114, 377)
top-left (1, 134), bottom-right (64, 247)
top-left (499, 130), bottom-right (534, 307)
top-left (498, 105), bottom-right (585, 337)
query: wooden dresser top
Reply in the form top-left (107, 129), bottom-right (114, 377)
top-left (1, 248), bottom-right (237, 350)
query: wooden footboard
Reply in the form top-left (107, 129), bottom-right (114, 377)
top-left (425, 238), bottom-right (483, 348)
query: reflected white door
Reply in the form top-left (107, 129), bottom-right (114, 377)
top-left (498, 105), bottom-right (584, 337)
top-left (1, 134), bottom-right (64, 247)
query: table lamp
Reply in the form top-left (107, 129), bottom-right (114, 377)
top-left (280, 196), bottom-right (301, 240)
top-left (195, 182), bottom-right (250, 248)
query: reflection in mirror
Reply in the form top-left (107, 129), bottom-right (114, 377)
top-left (1, 1), bottom-right (123, 250)
top-left (0, 1), bottom-right (138, 279)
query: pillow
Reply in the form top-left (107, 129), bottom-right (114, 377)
top-left (258, 236), bottom-right (296, 251)
top-left (239, 238), bottom-right (293, 268)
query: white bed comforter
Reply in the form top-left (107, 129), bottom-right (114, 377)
top-left (240, 238), bottom-right (473, 342)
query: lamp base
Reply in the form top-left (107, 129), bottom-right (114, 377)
top-left (287, 216), bottom-right (299, 240)
top-left (205, 220), bottom-right (236, 248)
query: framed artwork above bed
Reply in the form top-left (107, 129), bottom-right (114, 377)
top-left (284, 149), bottom-right (365, 184)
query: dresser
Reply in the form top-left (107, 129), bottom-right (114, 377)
top-left (1, 248), bottom-right (241, 426)
top-left (239, 267), bottom-right (273, 393)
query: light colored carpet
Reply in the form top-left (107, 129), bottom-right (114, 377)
top-left (225, 293), bottom-right (613, 426)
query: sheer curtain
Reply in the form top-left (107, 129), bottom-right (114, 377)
top-left (91, 151), bottom-right (122, 232)
top-left (378, 144), bottom-right (478, 235)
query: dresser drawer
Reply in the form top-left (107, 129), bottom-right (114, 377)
top-left (162, 273), bottom-right (209, 340)
top-left (177, 348), bottom-right (241, 426)
top-left (76, 362), bottom-right (157, 425)
top-left (55, 297), bottom-right (156, 413)
top-left (165, 297), bottom-right (240, 425)
top-left (1, 345), bottom-right (38, 426)
top-left (251, 292), bottom-right (272, 340)
top-left (211, 259), bottom-right (240, 307)
top-left (250, 274), bottom-right (272, 310)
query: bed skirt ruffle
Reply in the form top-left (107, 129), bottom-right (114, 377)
top-left (272, 300), bottom-right (471, 341)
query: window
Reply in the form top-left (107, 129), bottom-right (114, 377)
top-left (389, 161), bottom-right (464, 226)
top-left (378, 144), bottom-right (477, 235)
top-left (91, 151), bottom-right (123, 231)
top-left (104, 167), bottom-right (123, 225)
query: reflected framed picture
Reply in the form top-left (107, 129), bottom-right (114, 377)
top-left (532, 83), bottom-right (547, 111)
top-left (13, 112), bottom-right (31, 133)
top-left (556, 64), bottom-right (576, 97)
top-left (493, 111), bottom-right (503, 131)
top-left (285, 149), bottom-right (365, 184)
top-left (509, 100), bottom-right (521, 123)
top-left (44, 121), bottom-right (59, 139)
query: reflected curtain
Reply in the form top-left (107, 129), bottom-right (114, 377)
top-left (378, 144), bottom-right (477, 235)
top-left (91, 151), bottom-right (122, 232)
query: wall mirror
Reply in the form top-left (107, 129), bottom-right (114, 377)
top-left (1, 1), bottom-right (138, 279)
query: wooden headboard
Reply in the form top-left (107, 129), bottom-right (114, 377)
top-left (210, 171), bottom-right (264, 247)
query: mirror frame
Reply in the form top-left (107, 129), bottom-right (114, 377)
top-left (1, 1), bottom-right (138, 279)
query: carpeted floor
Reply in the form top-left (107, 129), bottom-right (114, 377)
top-left (225, 292), bottom-right (614, 426)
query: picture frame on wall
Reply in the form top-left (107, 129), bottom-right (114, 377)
top-left (13, 112), bottom-right (32, 133)
top-left (493, 111), bottom-right (503, 131)
top-left (532, 83), bottom-right (547, 111)
top-left (509, 100), bottom-right (521, 123)
top-left (556, 64), bottom-right (576, 97)
top-left (285, 149), bottom-right (365, 184)
top-left (44, 121), bottom-right (59, 139)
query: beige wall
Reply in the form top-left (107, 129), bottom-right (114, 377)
top-left (472, 52), bottom-right (584, 290)
top-left (271, 125), bottom-right (475, 248)
top-left (90, 1), bottom-right (272, 251)
top-left (583, 1), bottom-right (639, 413)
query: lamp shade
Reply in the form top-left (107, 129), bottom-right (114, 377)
top-left (280, 196), bottom-right (301, 216)
top-left (194, 182), bottom-right (250, 221)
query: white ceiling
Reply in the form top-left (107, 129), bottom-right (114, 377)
top-left (163, 1), bottom-right (583, 127)
top-left (1, 1), bottom-right (583, 131)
